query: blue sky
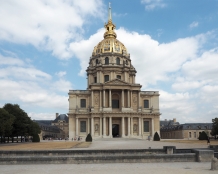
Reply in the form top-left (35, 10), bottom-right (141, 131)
top-left (0, 0), bottom-right (218, 123)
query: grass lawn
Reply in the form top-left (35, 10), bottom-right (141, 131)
top-left (0, 141), bottom-right (83, 150)
top-left (161, 139), bottom-right (218, 145)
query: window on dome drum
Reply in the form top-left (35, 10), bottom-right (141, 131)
top-left (144, 100), bottom-right (149, 108)
top-left (144, 121), bottom-right (149, 132)
top-left (117, 75), bottom-right (121, 79)
top-left (104, 75), bottom-right (109, 82)
top-left (116, 57), bottom-right (120, 65)
top-left (80, 121), bottom-right (86, 132)
top-left (105, 57), bottom-right (109, 65)
top-left (96, 59), bottom-right (98, 65)
top-left (112, 100), bottom-right (119, 108)
top-left (94, 77), bottom-right (97, 83)
top-left (80, 99), bottom-right (86, 108)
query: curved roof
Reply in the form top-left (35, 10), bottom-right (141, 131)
top-left (53, 114), bottom-right (68, 123)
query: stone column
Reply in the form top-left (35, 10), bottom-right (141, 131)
top-left (109, 117), bottom-right (112, 138)
top-left (103, 117), bottom-right (106, 137)
top-left (91, 117), bottom-right (94, 136)
top-left (100, 90), bottom-right (102, 109)
top-left (138, 91), bottom-right (140, 109)
top-left (151, 118), bottom-right (154, 139)
top-left (103, 90), bottom-right (105, 107)
top-left (141, 118), bottom-right (143, 138)
top-left (131, 117), bottom-right (133, 136)
top-left (91, 91), bottom-right (94, 107)
top-left (87, 117), bottom-right (90, 134)
top-left (128, 117), bottom-right (130, 137)
top-left (76, 117), bottom-right (78, 136)
top-left (100, 117), bottom-right (102, 137)
top-left (109, 89), bottom-right (111, 108)
top-left (138, 117), bottom-right (141, 136)
top-left (122, 89), bottom-right (124, 107)
top-left (76, 95), bottom-right (78, 108)
top-left (133, 75), bottom-right (135, 83)
top-left (130, 91), bottom-right (132, 108)
top-left (128, 90), bottom-right (130, 108)
top-left (122, 117), bottom-right (125, 137)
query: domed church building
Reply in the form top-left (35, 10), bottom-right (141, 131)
top-left (68, 4), bottom-right (160, 140)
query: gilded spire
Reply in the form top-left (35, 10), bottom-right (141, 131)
top-left (108, 2), bottom-right (112, 21)
top-left (104, 3), bottom-right (116, 39)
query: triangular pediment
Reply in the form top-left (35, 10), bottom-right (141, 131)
top-left (104, 79), bottom-right (130, 85)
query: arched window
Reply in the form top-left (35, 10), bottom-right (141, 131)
top-left (96, 59), bottom-right (98, 65)
top-left (117, 75), bottom-right (121, 79)
top-left (144, 100), bottom-right (149, 108)
top-left (105, 57), bottom-right (109, 65)
top-left (116, 57), bottom-right (120, 65)
top-left (104, 75), bottom-right (109, 82)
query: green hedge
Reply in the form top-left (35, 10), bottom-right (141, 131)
top-left (198, 131), bottom-right (208, 140)
top-left (153, 132), bottom-right (160, 141)
top-left (32, 134), bottom-right (40, 142)
top-left (85, 133), bottom-right (92, 142)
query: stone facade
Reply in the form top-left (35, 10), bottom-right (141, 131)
top-left (51, 113), bottom-right (69, 139)
top-left (160, 122), bottom-right (212, 139)
top-left (68, 5), bottom-right (160, 140)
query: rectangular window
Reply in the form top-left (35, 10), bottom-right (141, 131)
top-left (112, 100), bottom-right (119, 108)
top-left (104, 75), bottom-right (109, 82)
top-left (144, 121), bottom-right (149, 132)
top-left (80, 99), bottom-right (86, 108)
top-left (189, 132), bottom-right (191, 138)
top-left (117, 75), bottom-right (121, 79)
top-left (144, 100), bottom-right (149, 108)
top-left (194, 132), bottom-right (196, 138)
top-left (80, 121), bottom-right (86, 132)
top-left (94, 77), bottom-right (97, 83)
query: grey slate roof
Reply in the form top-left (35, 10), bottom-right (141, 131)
top-left (34, 121), bottom-right (60, 133)
top-left (160, 120), bottom-right (180, 128)
top-left (53, 114), bottom-right (69, 123)
top-left (160, 123), bottom-right (212, 131)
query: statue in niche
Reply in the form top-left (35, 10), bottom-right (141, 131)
top-left (95, 124), bottom-right (99, 131)
top-left (133, 96), bottom-right (137, 105)
top-left (95, 96), bottom-right (98, 105)
top-left (133, 124), bottom-right (137, 132)
top-left (150, 106), bottom-right (153, 113)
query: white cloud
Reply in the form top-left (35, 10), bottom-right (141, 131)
top-left (29, 112), bottom-right (56, 120)
top-left (141, 0), bottom-right (166, 11)
top-left (0, 54), bottom-right (70, 112)
top-left (189, 21), bottom-right (199, 29)
top-left (0, 0), bottom-right (104, 59)
top-left (55, 71), bottom-right (66, 78)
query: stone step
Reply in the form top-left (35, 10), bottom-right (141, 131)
top-left (0, 153), bottom-right (196, 164)
top-left (0, 149), bottom-right (166, 157)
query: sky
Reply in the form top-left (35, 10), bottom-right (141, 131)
top-left (0, 0), bottom-right (218, 123)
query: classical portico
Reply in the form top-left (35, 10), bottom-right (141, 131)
top-left (68, 4), bottom-right (160, 140)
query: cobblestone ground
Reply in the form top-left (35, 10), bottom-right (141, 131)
top-left (1, 162), bottom-right (217, 174)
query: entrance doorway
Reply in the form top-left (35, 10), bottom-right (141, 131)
top-left (112, 124), bottom-right (119, 137)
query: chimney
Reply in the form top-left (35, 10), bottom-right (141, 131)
top-left (173, 118), bottom-right (176, 123)
top-left (56, 113), bottom-right (59, 118)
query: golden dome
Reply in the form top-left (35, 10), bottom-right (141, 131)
top-left (92, 3), bottom-right (128, 56)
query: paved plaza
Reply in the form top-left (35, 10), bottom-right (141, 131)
top-left (76, 138), bottom-right (209, 150)
top-left (1, 138), bottom-right (217, 173)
